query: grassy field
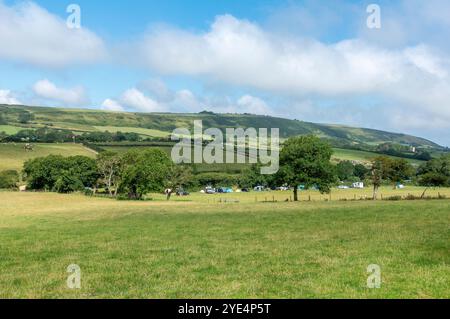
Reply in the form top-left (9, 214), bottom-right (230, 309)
top-left (332, 148), bottom-right (425, 165)
top-left (93, 126), bottom-right (170, 138)
top-left (0, 191), bottom-right (448, 298)
top-left (0, 125), bottom-right (24, 135)
top-left (0, 143), bottom-right (96, 171)
top-left (148, 186), bottom-right (450, 202)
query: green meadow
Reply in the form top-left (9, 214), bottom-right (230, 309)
top-left (0, 143), bottom-right (96, 171)
top-left (332, 148), bottom-right (425, 165)
top-left (0, 192), bottom-right (448, 298)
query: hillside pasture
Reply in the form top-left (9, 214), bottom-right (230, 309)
top-left (332, 148), bottom-right (425, 165)
top-left (0, 143), bottom-right (96, 172)
top-left (0, 125), bottom-right (25, 135)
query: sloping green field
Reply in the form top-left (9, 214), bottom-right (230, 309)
top-left (0, 125), bottom-right (24, 135)
top-left (0, 143), bottom-right (96, 172)
top-left (332, 148), bottom-right (425, 165)
top-left (1, 104), bottom-right (442, 149)
top-left (0, 192), bottom-right (448, 298)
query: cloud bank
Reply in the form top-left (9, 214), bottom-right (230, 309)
top-left (33, 79), bottom-right (89, 106)
top-left (0, 1), bottom-right (106, 68)
top-left (135, 14), bottom-right (450, 129)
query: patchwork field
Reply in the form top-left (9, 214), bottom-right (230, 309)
top-left (0, 192), bottom-right (448, 298)
top-left (0, 143), bottom-right (96, 171)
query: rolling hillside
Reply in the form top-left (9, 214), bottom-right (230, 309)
top-left (0, 143), bottom-right (96, 172)
top-left (0, 104), bottom-right (442, 149)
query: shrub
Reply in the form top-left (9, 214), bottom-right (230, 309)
top-left (385, 195), bottom-right (402, 201)
top-left (0, 170), bottom-right (19, 189)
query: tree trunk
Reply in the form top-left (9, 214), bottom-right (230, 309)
top-left (373, 185), bottom-right (378, 200)
top-left (421, 187), bottom-right (429, 199)
top-left (107, 171), bottom-right (114, 196)
top-left (293, 187), bottom-right (299, 202)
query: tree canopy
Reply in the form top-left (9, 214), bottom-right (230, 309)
top-left (118, 149), bottom-right (173, 200)
top-left (277, 135), bottom-right (336, 201)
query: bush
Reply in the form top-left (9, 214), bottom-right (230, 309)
top-left (0, 170), bottom-right (19, 189)
top-left (53, 172), bottom-right (84, 193)
top-left (385, 195), bottom-right (402, 201)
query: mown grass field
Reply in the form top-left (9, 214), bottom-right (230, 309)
top-left (0, 191), bottom-right (448, 299)
top-left (0, 143), bottom-right (96, 171)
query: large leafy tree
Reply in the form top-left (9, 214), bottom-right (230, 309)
top-left (23, 155), bottom-right (97, 193)
top-left (118, 149), bottom-right (173, 200)
top-left (23, 155), bottom-right (69, 190)
top-left (277, 135), bottom-right (336, 201)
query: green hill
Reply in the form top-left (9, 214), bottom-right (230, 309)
top-left (0, 143), bottom-right (96, 172)
top-left (0, 104), bottom-right (442, 150)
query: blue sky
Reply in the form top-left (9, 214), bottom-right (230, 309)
top-left (0, 0), bottom-right (450, 146)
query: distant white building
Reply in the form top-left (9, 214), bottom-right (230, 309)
top-left (352, 182), bottom-right (364, 189)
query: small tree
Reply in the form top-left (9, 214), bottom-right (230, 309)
top-left (0, 170), bottom-right (19, 189)
top-left (336, 160), bottom-right (355, 181)
top-left (417, 155), bottom-right (450, 197)
top-left (240, 164), bottom-right (269, 189)
top-left (370, 156), bottom-right (391, 200)
top-left (18, 112), bottom-right (34, 124)
top-left (168, 165), bottom-right (193, 191)
top-left (97, 151), bottom-right (122, 196)
top-left (388, 158), bottom-right (413, 189)
top-left (370, 157), bottom-right (413, 199)
top-left (354, 163), bottom-right (369, 180)
top-left (277, 135), bottom-right (336, 201)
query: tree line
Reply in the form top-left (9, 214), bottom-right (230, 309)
top-left (0, 127), bottom-right (170, 144)
top-left (1, 135), bottom-right (449, 201)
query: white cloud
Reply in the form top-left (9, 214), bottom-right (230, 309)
top-left (172, 89), bottom-right (206, 112)
top-left (33, 79), bottom-right (89, 106)
top-left (0, 89), bottom-right (21, 105)
top-left (139, 78), bottom-right (174, 102)
top-left (0, 2), bottom-right (106, 68)
top-left (135, 14), bottom-right (450, 125)
top-left (120, 88), bottom-right (164, 112)
top-left (237, 95), bottom-right (272, 115)
top-left (101, 99), bottom-right (124, 112)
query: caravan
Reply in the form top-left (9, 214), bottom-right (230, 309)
top-left (352, 182), bottom-right (364, 189)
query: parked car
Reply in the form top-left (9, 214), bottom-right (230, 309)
top-left (205, 187), bottom-right (216, 194)
top-left (254, 186), bottom-right (265, 192)
top-left (241, 188), bottom-right (250, 192)
top-left (176, 189), bottom-right (190, 196)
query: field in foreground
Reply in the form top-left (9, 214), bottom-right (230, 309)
top-left (0, 192), bottom-right (448, 298)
